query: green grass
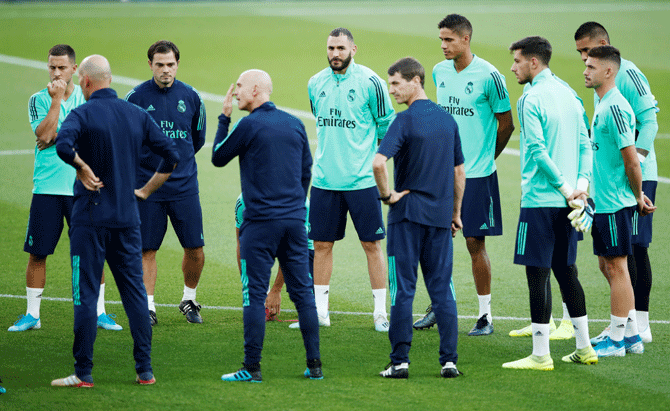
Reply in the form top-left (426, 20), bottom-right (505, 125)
top-left (1, 1), bottom-right (669, 410)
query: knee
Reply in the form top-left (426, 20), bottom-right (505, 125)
top-left (314, 241), bottom-right (334, 254)
top-left (361, 240), bottom-right (382, 255)
top-left (465, 237), bottom-right (485, 256)
top-left (185, 247), bottom-right (205, 262)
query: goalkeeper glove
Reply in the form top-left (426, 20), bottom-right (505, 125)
top-left (568, 198), bottom-right (595, 233)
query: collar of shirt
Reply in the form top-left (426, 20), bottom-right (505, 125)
top-left (330, 60), bottom-right (356, 82)
top-left (254, 101), bottom-right (276, 113)
top-left (530, 67), bottom-right (553, 86)
top-left (150, 78), bottom-right (176, 93)
top-left (89, 88), bottom-right (118, 100)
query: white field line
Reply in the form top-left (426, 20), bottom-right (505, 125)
top-left (1, 53), bottom-right (667, 184)
top-left (2, 293), bottom-right (668, 324)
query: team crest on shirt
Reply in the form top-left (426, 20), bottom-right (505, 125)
top-left (177, 100), bottom-right (186, 113)
top-left (347, 89), bottom-right (356, 102)
top-left (465, 82), bottom-right (474, 94)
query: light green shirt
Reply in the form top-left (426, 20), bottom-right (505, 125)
top-left (433, 55), bottom-right (511, 178)
top-left (517, 69), bottom-right (592, 208)
top-left (308, 61), bottom-right (395, 190)
top-left (28, 85), bottom-right (86, 195)
top-left (591, 88), bottom-right (637, 214)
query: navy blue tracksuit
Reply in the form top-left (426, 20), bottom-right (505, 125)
top-left (213, 101), bottom-right (319, 367)
top-left (56, 88), bottom-right (179, 378)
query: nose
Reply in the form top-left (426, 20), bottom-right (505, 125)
top-left (580, 51), bottom-right (588, 62)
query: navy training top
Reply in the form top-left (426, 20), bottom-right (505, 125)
top-left (125, 78), bottom-right (206, 201)
top-left (377, 99), bottom-right (464, 228)
top-left (212, 102), bottom-right (312, 223)
top-left (57, 88), bottom-right (180, 228)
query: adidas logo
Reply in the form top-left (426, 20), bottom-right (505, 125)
top-left (616, 324), bottom-right (625, 328)
top-left (439, 82), bottom-right (446, 88)
top-left (375, 227), bottom-right (384, 235)
top-left (319, 91), bottom-right (326, 98)
top-left (480, 223), bottom-right (488, 230)
top-left (534, 331), bottom-right (543, 336)
top-left (147, 105), bottom-right (155, 111)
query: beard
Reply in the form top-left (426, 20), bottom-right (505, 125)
top-left (328, 52), bottom-right (352, 72)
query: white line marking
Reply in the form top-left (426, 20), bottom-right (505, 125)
top-left (2, 293), bottom-right (668, 324)
top-left (1, 53), bottom-right (667, 182)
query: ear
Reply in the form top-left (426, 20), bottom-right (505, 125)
top-left (351, 44), bottom-right (358, 57)
top-left (148, 59), bottom-right (152, 68)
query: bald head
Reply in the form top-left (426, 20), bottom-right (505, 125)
top-left (235, 69), bottom-right (273, 112)
top-left (79, 55), bottom-right (112, 100)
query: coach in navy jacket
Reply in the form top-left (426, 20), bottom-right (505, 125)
top-left (213, 70), bottom-right (321, 382)
top-left (53, 55), bottom-right (178, 387)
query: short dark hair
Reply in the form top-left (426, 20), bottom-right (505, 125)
top-left (509, 36), bottom-right (552, 66)
top-left (388, 57), bottom-right (425, 88)
top-left (437, 14), bottom-right (472, 38)
top-left (574, 21), bottom-right (610, 43)
top-left (148, 40), bottom-right (180, 62)
top-left (48, 44), bottom-right (75, 63)
top-left (329, 27), bottom-right (354, 43)
top-left (587, 45), bottom-right (621, 67)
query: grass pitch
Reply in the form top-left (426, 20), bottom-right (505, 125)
top-left (1, 1), bottom-right (669, 410)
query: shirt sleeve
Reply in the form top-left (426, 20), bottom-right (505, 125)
top-left (521, 94), bottom-right (565, 188)
top-left (55, 109), bottom-right (82, 167)
top-left (299, 121), bottom-right (313, 196)
top-left (191, 88), bottom-right (207, 154)
top-left (609, 105), bottom-right (636, 150)
top-left (635, 107), bottom-right (658, 153)
top-left (454, 124), bottom-right (464, 168)
top-left (486, 70), bottom-right (512, 114)
top-left (577, 111), bottom-right (592, 183)
top-left (377, 116), bottom-right (404, 159)
top-left (212, 115), bottom-right (246, 167)
top-left (367, 75), bottom-right (396, 141)
top-left (618, 68), bottom-right (658, 152)
top-left (28, 93), bottom-right (50, 134)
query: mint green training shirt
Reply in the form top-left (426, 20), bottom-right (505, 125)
top-left (591, 87), bottom-right (637, 214)
top-left (516, 69), bottom-right (592, 208)
top-left (28, 85), bottom-right (86, 195)
top-left (433, 55), bottom-right (511, 178)
top-left (308, 61), bottom-right (395, 191)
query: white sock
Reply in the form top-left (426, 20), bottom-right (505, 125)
top-left (182, 285), bottom-right (197, 302)
top-left (26, 287), bottom-right (43, 319)
top-left (147, 295), bottom-right (155, 312)
top-left (636, 310), bottom-right (649, 332)
top-left (372, 288), bottom-right (387, 317)
top-left (571, 315), bottom-right (590, 349)
top-left (610, 314), bottom-right (627, 342)
top-left (97, 283), bottom-right (105, 316)
top-left (562, 302), bottom-right (570, 322)
top-left (531, 323), bottom-right (550, 357)
top-left (625, 309), bottom-right (639, 338)
top-left (478, 294), bottom-right (491, 322)
top-left (314, 285), bottom-right (330, 318)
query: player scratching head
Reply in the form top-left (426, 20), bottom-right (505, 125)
top-left (78, 55), bottom-right (112, 100)
top-left (387, 57), bottom-right (427, 107)
top-left (583, 45), bottom-right (621, 98)
top-left (509, 36), bottom-right (552, 85)
top-left (327, 27), bottom-right (356, 74)
top-left (234, 69), bottom-right (272, 113)
top-left (438, 14), bottom-right (473, 70)
top-left (148, 40), bottom-right (180, 89)
top-left (574, 22), bottom-right (611, 63)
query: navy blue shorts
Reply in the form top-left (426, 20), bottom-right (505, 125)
top-left (308, 186), bottom-right (385, 242)
top-left (24, 194), bottom-right (73, 256)
top-left (138, 194), bottom-right (205, 250)
top-left (632, 180), bottom-right (656, 248)
top-left (592, 206), bottom-right (635, 257)
top-left (461, 171), bottom-right (503, 237)
top-left (514, 207), bottom-right (578, 268)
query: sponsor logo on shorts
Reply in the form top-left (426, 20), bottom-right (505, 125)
top-left (375, 227), bottom-right (384, 235)
top-left (480, 223), bottom-right (488, 230)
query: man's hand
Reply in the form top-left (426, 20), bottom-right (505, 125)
top-left (637, 193), bottom-right (656, 217)
top-left (36, 137), bottom-right (55, 151)
top-left (47, 79), bottom-right (67, 101)
top-left (222, 83), bottom-right (235, 117)
top-left (265, 290), bottom-right (281, 319)
top-left (382, 189), bottom-right (410, 205)
top-left (567, 190), bottom-right (588, 203)
top-left (451, 215), bottom-right (463, 238)
top-left (134, 188), bottom-right (149, 201)
top-left (76, 164), bottom-right (104, 192)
